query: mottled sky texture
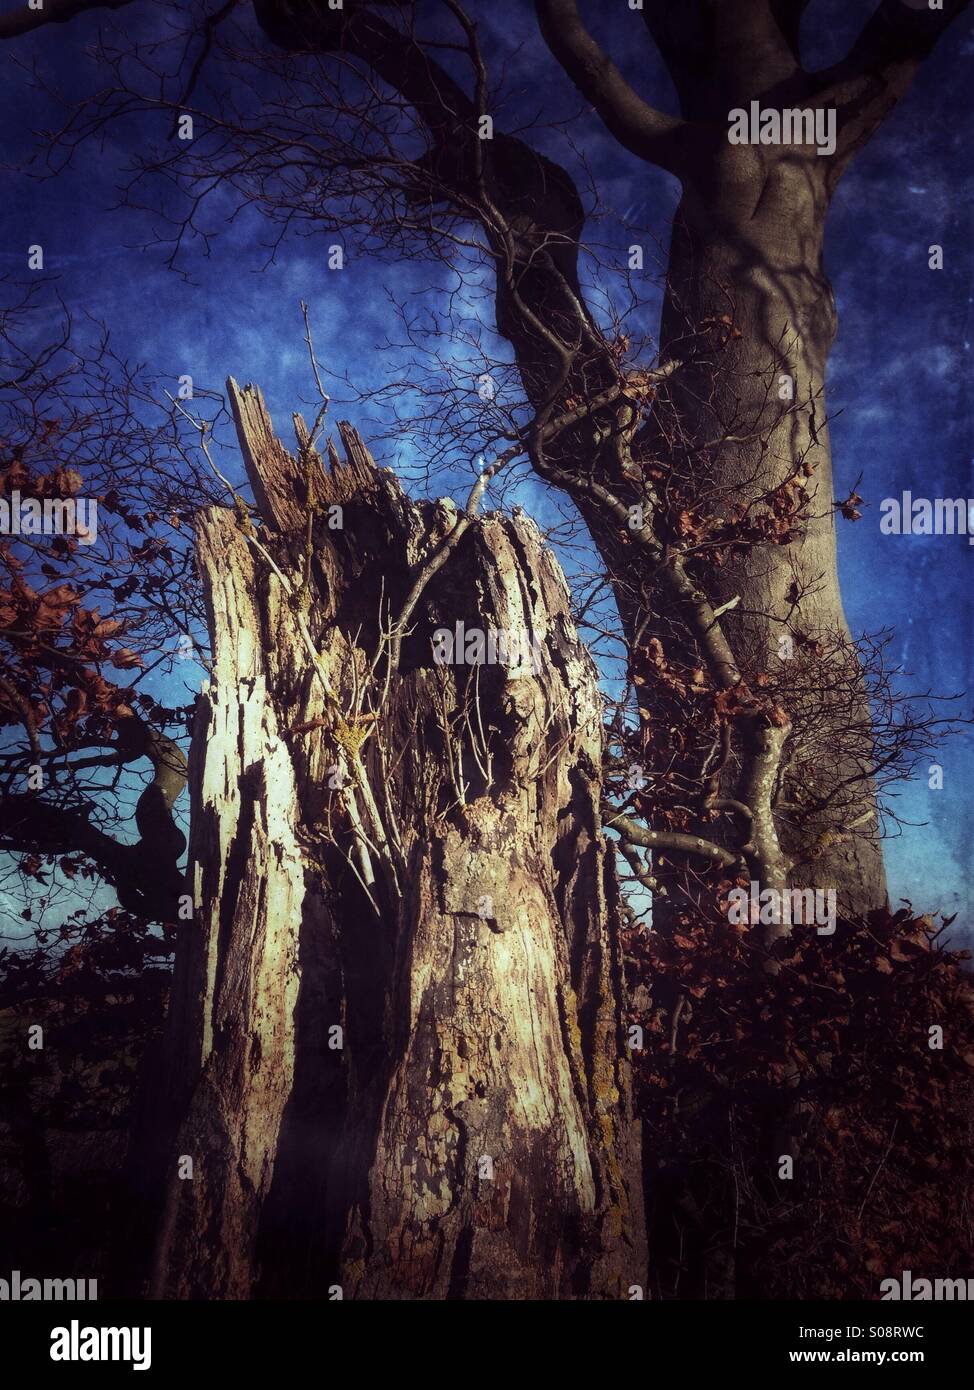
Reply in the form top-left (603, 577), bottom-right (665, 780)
top-left (2, 1), bottom-right (972, 933)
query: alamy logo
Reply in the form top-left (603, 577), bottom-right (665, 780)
top-left (880, 492), bottom-right (974, 544)
top-left (0, 1270), bottom-right (97, 1300)
top-left (0, 490), bottom-right (98, 545)
top-left (726, 881), bottom-right (836, 935)
top-left (432, 622), bottom-right (543, 675)
top-left (727, 101), bottom-right (836, 156)
top-left (881, 1270), bottom-right (974, 1300)
top-left (50, 1321), bottom-right (151, 1372)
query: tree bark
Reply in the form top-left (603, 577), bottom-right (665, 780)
top-left (526, 0), bottom-right (974, 926)
top-left (650, 137), bottom-right (887, 920)
top-left (148, 383), bottom-right (645, 1299)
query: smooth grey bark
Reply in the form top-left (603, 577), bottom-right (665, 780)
top-left (529, 0), bottom-right (968, 926)
top-left (656, 148), bottom-right (886, 917)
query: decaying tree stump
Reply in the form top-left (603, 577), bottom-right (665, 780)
top-left (148, 381), bottom-right (646, 1299)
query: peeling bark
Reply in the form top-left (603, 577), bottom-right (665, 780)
top-left (149, 383), bottom-right (645, 1299)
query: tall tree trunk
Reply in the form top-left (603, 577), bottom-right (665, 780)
top-left (629, 148), bottom-right (886, 1298)
top-left (148, 383), bottom-right (645, 1299)
top-left (652, 149), bottom-right (887, 919)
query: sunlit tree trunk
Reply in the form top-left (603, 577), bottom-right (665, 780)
top-left (650, 149), bottom-right (887, 919)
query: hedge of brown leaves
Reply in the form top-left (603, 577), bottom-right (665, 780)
top-left (624, 905), bottom-right (974, 1298)
top-left (2, 899), bottom-right (971, 1298)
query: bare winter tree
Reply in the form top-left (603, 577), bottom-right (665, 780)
top-left (2, 0), bottom-right (972, 1299)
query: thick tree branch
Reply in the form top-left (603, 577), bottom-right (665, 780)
top-left (0, 792), bottom-right (183, 920)
top-left (252, 2), bottom-right (617, 458)
top-left (606, 809), bottom-right (741, 871)
top-left (813, 0), bottom-right (972, 171)
top-left (769, 0), bottom-right (813, 62)
top-left (639, 0), bottom-right (806, 120)
top-left (0, 716), bottom-right (187, 921)
top-left (533, 0), bottom-right (688, 174)
top-left (0, 0), bottom-right (137, 41)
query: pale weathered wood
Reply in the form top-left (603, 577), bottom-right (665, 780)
top-left (151, 391), bottom-right (646, 1299)
top-left (228, 377), bottom-right (328, 533)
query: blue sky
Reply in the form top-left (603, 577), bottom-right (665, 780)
top-left (1, 0), bottom-right (972, 936)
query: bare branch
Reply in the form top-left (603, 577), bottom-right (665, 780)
top-left (534, 0), bottom-right (688, 174)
